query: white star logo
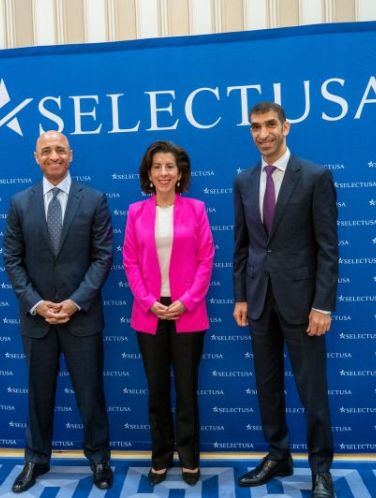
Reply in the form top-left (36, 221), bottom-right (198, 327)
top-left (0, 79), bottom-right (33, 136)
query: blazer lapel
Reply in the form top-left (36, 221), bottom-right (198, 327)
top-left (269, 156), bottom-right (301, 238)
top-left (144, 195), bottom-right (160, 269)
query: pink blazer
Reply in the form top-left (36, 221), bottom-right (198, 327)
top-left (123, 194), bottom-right (214, 334)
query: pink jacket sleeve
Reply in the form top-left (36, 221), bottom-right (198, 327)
top-left (178, 202), bottom-right (214, 311)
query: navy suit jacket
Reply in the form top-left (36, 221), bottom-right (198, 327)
top-left (233, 154), bottom-right (338, 324)
top-left (4, 180), bottom-right (113, 338)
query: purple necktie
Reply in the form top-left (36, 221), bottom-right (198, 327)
top-left (263, 165), bottom-right (277, 234)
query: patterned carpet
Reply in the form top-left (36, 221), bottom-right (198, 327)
top-left (0, 454), bottom-right (374, 497)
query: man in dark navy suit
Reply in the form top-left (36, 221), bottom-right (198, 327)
top-left (233, 102), bottom-right (338, 498)
top-left (4, 131), bottom-right (113, 493)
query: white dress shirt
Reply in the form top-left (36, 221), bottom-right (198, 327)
top-left (43, 173), bottom-right (71, 220)
top-left (259, 148), bottom-right (290, 222)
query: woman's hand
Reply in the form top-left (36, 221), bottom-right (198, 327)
top-left (163, 300), bottom-right (186, 320)
top-left (150, 301), bottom-right (169, 319)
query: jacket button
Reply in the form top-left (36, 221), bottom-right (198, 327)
top-left (267, 249), bottom-right (272, 253)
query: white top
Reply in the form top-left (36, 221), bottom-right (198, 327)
top-left (155, 205), bottom-right (174, 297)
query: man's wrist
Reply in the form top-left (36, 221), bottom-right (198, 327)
top-left (30, 300), bottom-right (44, 316)
top-left (312, 307), bottom-right (331, 315)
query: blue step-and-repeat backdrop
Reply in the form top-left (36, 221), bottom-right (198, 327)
top-left (0, 21), bottom-right (375, 454)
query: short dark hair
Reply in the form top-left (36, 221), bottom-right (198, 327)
top-left (139, 141), bottom-right (191, 194)
top-left (249, 101), bottom-right (286, 123)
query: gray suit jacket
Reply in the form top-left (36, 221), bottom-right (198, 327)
top-left (4, 180), bottom-right (113, 337)
top-left (233, 154), bottom-right (338, 324)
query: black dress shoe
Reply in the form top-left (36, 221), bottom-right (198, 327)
top-left (91, 463), bottom-right (113, 489)
top-left (238, 454), bottom-right (293, 487)
top-left (12, 462), bottom-right (50, 493)
top-left (312, 471), bottom-right (334, 498)
top-left (148, 469), bottom-right (167, 485)
top-left (182, 469), bottom-right (200, 486)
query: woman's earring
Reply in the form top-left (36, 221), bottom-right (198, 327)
top-left (177, 181), bottom-right (180, 188)
top-left (150, 182), bottom-right (153, 188)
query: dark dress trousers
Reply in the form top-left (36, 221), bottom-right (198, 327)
top-left (233, 155), bottom-right (338, 472)
top-left (137, 306), bottom-right (205, 470)
top-left (3, 180), bottom-right (113, 465)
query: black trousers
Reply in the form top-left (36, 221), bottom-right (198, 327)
top-left (137, 307), bottom-right (204, 470)
top-left (249, 285), bottom-right (333, 473)
top-left (22, 326), bottom-right (110, 465)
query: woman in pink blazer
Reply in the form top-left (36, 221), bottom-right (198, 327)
top-left (123, 141), bottom-right (214, 486)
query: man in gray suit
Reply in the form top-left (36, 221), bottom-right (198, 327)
top-left (4, 131), bottom-right (113, 493)
top-left (233, 102), bottom-right (338, 498)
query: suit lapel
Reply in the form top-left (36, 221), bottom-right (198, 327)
top-left (32, 183), bottom-right (54, 252)
top-left (249, 165), bottom-right (263, 226)
top-left (58, 182), bottom-right (82, 255)
top-left (270, 155), bottom-right (301, 238)
top-left (246, 164), bottom-right (267, 241)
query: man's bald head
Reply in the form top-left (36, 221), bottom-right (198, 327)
top-left (34, 130), bottom-right (72, 185)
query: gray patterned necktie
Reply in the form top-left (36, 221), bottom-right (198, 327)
top-left (47, 187), bottom-right (62, 255)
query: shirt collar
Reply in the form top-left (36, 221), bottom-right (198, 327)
top-left (262, 148), bottom-right (291, 172)
top-left (43, 172), bottom-right (71, 195)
